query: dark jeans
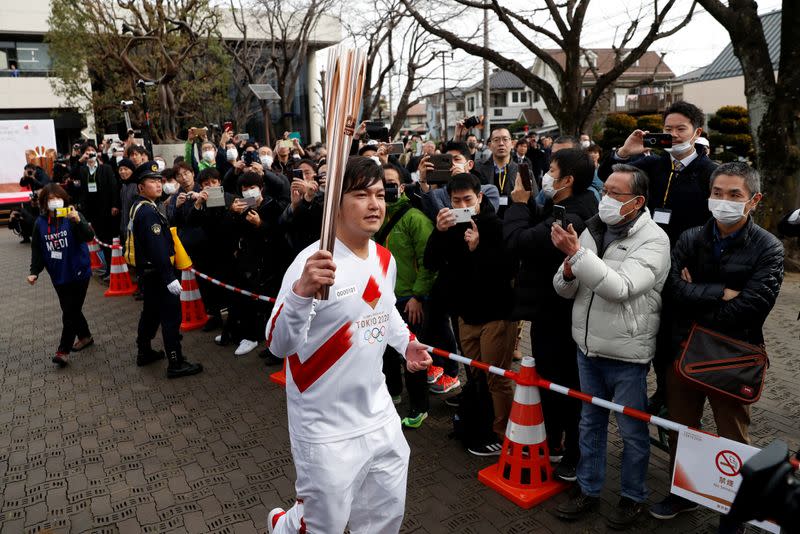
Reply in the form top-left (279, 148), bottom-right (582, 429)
top-left (382, 299), bottom-right (429, 417)
top-left (226, 292), bottom-right (272, 343)
top-left (53, 278), bottom-right (91, 353)
top-left (137, 271), bottom-right (181, 355)
top-left (530, 316), bottom-right (581, 463)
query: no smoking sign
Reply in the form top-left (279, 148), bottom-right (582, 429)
top-left (715, 450), bottom-right (743, 477)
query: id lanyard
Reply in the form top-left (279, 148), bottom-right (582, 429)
top-left (662, 159), bottom-right (678, 207)
top-left (496, 165), bottom-right (508, 193)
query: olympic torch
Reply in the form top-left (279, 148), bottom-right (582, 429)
top-left (319, 46), bottom-right (368, 299)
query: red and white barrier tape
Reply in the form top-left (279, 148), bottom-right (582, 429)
top-left (426, 345), bottom-right (687, 434)
top-left (190, 268), bottom-right (276, 303)
top-left (94, 238), bottom-right (121, 250)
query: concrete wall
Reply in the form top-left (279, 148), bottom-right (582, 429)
top-left (682, 76), bottom-right (747, 114)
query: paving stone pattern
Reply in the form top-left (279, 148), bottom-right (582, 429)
top-left (1, 228), bottom-right (798, 533)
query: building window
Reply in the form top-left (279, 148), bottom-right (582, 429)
top-left (467, 96), bottom-right (475, 112)
top-left (490, 93), bottom-right (507, 107)
top-left (521, 92), bottom-right (527, 103)
top-left (493, 108), bottom-right (502, 117)
top-left (533, 92), bottom-right (540, 103)
top-left (14, 42), bottom-right (51, 71)
top-left (511, 92), bottom-right (519, 103)
top-left (456, 102), bottom-right (464, 112)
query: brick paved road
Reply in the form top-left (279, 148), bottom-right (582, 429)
top-left (1, 227), bottom-right (798, 533)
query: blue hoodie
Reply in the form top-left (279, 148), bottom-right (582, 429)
top-left (30, 211), bottom-right (94, 286)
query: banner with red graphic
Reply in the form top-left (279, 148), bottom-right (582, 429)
top-left (0, 119), bottom-right (57, 189)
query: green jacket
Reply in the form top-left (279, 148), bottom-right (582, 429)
top-left (184, 140), bottom-right (216, 172)
top-left (378, 195), bottom-right (436, 298)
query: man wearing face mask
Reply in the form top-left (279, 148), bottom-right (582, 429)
top-left (649, 162), bottom-right (784, 522)
top-left (551, 164), bottom-right (670, 528)
top-left (77, 143), bottom-right (120, 279)
top-left (602, 100), bottom-right (718, 415)
top-left (504, 148), bottom-right (598, 480)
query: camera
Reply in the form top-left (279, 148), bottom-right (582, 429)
top-left (365, 121), bottom-right (390, 143)
top-left (120, 100), bottom-right (134, 108)
top-left (642, 133), bottom-right (672, 148)
top-left (242, 151), bottom-right (259, 166)
top-left (464, 116), bottom-right (481, 128)
top-left (727, 440), bottom-right (799, 532)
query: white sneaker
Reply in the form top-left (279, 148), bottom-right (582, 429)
top-left (267, 507), bottom-right (286, 533)
top-left (234, 339), bottom-right (259, 356)
top-left (214, 335), bottom-right (222, 343)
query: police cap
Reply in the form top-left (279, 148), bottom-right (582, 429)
top-left (133, 161), bottom-right (162, 184)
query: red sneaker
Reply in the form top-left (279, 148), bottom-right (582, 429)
top-left (430, 374), bottom-right (461, 394)
top-left (426, 365), bottom-right (443, 384)
top-left (52, 352), bottom-right (69, 367)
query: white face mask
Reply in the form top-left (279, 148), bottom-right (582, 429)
top-left (664, 130), bottom-right (697, 155)
top-left (115, 155), bottom-right (123, 164)
top-left (369, 156), bottom-right (381, 166)
top-left (241, 187), bottom-right (261, 199)
top-left (708, 198), bottom-right (750, 226)
top-left (226, 148), bottom-right (238, 161)
top-left (260, 155), bottom-right (273, 168)
top-left (292, 154), bottom-right (301, 161)
top-left (155, 160), bottom-right (166, 172)
top-left (202, 150), bottom-right (216, 163)
top-left (580, 140), bottom-right (591, 149)
top-left (541, 173), bottom-right (566, 199)
top-left (162, 182), bottom-right (178, 195)
top-left (599, 194), bottom-right (638, 226)
top-left (47, 199), bottom-right (64, 211)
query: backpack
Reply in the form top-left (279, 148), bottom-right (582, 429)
top-left (450, 370), bottom-right (496, 449)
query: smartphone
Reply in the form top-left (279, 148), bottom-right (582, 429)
top-left (278, 139), bottom-right (294, 149)
top-left (205, 186), bottom-right (225, 208)
top-left (642, 133), bottom-right (672, 149)
top-left (237, 133), bottom-right (250, 142)
top-left (553, 204), bottom-right (567, 229)
top-left (289, 131), bottom-right (301, 142)
top-left (451, 206), bottom-right (475, 224)
top-left (292, 168), bottom-right (304, 179)
top-left (223, 121), bottom-right (233, 132)
top-left (518, 163), bottom-right (532, 191)
top-left (464, 116), bottom-right (481, 128)
top-left (427, 154), bottom-right (453, 185)
top-left (385, 185), bottom-right (398, 203)
top-left (387, 142), bottom-right (404, 155)
top-left (242, 196), bottom-right (257, 208)
top-left (365, 121), bottom-right (390, 142)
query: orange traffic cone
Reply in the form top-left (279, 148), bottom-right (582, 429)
top-left (104, 238), bottom-right (137, 297)
top-left (478, 356), bottom-right (568, 508)
top-left (88, 238), bottom-right (104, 271)
top-left (269, 360), bottom-right (286, 387)
top-left (180, 269), bottom-right (208, 332)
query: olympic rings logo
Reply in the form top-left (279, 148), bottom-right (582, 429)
top-left (364, 326), bottom-right (386, 344)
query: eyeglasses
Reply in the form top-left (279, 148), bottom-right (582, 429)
top-left (491, 137), bottom-right (512, 143)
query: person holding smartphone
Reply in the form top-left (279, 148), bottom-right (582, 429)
top-left (27, 184), bottom-right (95, 367)
top-left (504, 148), bottom-right (598, 480)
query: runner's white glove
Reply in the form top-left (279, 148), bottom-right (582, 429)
top-left (167, 279), bottom-right (182, 295)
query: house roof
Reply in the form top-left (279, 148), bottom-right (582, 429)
top-left (698, 10), bottom-right (780, 82)
top-left (540, 48), bottom-right (674, 81)
top-left (406, 102), bottom-right (426, 117)
top-left (467, 70), bottom-right (527, 92)
top-left (674, 65), bottom-right (707, 83)
top-left (519, 108), bottom-right (544, 128)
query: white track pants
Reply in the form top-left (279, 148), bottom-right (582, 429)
top-left (273, 418), bottom-right (410, 534)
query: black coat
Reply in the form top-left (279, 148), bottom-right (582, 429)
top-left (777, 209), bottom-right (800, 238)
top-left (599, 152), bottom-right (717, 245)
top-left (503, 193), bottom-right (597, 320)
top-left (474, 158), bottom-right (518, 197)
top-left (77, 163), bottom-right (119, 218)
top-left (668, 217), bottom-right (784, 351)
top-left (423, 197), bottom-right (514, 324)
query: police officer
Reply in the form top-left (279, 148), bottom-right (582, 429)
top-left (131, 162), bottom-right (203, 378)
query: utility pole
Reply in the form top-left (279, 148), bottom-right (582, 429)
top-left (483, 10), bottom-right (490, 141)
top-left (433, 50), bottom-right (453, 141)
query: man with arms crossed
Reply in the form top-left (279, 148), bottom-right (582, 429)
top-left (266, 157), bottom-right (432, 533)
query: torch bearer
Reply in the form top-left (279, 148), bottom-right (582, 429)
top-left (319, 46), bottom-right (368, 299)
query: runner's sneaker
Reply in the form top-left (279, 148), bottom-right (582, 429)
top-left (401, 412), bottom-right (428, 429)
top-left (549, 446), bottom-right (565, 463)
top-left (467, 441), bottom-right (503, 457)
top-left (426, 364), bottom-right (443, 384)
top-left (52, 352), bottom-right (69, 367)
top-left (649, 494), bottom-right (699, 520)
top-left (444, 392), bottom-right (462, 408)
top-left (554, 459), bottom-right (577, 482)
top-left (267, 508), bottom-right (286, 533)
top-left (430, 374), bottom-right (460, 394)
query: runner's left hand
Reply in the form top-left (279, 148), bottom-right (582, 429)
top-left (405, 339), bottom-right (432, 372)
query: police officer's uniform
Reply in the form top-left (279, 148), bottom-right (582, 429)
top-left (131, 162), bottom-right (203, 378)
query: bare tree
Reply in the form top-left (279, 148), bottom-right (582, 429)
top-left (258, 0), bottom-right (337, 132)
top-left (696, 0), bottom-right (799, 237)
top-left (400, 0), bottom-right (696, 135)
top-left (48, 0), bottom-right (229, 143)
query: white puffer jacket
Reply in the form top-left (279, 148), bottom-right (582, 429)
top-left (553, 210), bottom-right (670, 364)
